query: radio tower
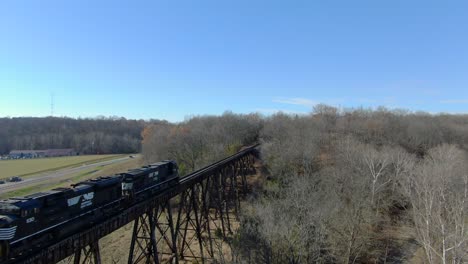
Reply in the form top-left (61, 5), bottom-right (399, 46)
top-left (50, 92), bottom-right (55, 117)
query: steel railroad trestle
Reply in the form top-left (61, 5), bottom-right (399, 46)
top-left (11, 146), bottom-right (257, 264)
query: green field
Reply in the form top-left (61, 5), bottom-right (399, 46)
top-left (0, 154), bottom-right (124, 179)
top-left (0, 167), bottom-right (103, 199)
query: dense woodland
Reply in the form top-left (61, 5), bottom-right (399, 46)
top-left (0, 117), bottom-right (145, 155)
top-left (143, 107), bottom-right (467, 264)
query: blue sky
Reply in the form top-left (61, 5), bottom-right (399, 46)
top-left (1, 0), bottom-right (467, 121)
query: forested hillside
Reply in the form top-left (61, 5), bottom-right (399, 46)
top-left (142, 107), bottom-right (468, 264)
top-left (0, 117), bottom-right (146, 155)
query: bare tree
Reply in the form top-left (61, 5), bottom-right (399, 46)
top-left (402, 144), bottom-right (467, 264)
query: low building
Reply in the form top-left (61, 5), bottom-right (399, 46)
top-left (9, 148), bottom-right (76, 159)
top-left (45, 149), bottom-right (76, 157)
top-left (9, 150), bottom-right (46, 159)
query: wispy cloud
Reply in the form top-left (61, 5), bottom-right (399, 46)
top-left (440, 99), bottom-right (468, 104)
top-left (254, 108), bottom-right (307, 115)
top-left (273, 97), bottom-right (318, 108)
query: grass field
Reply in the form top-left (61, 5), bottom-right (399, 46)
top-left (0, 156), bottom-right (143, 199)
top-left (0, 154), bottom-right (124, 179)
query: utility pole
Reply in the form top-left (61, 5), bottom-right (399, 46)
top-left (50, 92), bottom-right (55, 116)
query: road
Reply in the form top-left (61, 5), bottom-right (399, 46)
top-left (0, 156), bottom-right (131, 194)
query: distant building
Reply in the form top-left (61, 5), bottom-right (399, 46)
top-left (45, 149), bottom-right (76, 157)
top-left (9, 150), bottom-right (47, 159)
top-left (9, 149), bottom-right (76, 159)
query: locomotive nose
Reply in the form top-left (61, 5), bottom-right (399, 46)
top-left (0, 217), bottom-right (9, 259)
top-left (0, 216), bottom-right (16, 241)
top-left (0, 217), bottom-right (8, 228)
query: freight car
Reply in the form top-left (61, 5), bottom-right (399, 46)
top-left (0, 160), bottom-right (178, 261)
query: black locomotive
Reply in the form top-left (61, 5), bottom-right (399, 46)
top-left (0, 160), bottom-right (178, 261)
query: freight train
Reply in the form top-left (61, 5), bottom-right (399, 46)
top-left (0, 160), bottom-right (179, 261)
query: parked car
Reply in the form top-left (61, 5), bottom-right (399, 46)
top-left (9, 176), bottom-right (22, 182)
top-left (0, 180), bottom-right (5, 184)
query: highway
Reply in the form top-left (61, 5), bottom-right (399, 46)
top-left (0, 156), bottom-right (131, 194)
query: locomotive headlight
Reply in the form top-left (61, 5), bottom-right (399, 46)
top-left (0, 216), bottom-right (12, 228)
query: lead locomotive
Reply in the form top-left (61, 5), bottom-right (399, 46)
top-left (0, 160), bottom-right (178, 261)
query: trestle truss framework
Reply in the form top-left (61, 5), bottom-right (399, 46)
top-left (16, 149), bottom-right (257, 264)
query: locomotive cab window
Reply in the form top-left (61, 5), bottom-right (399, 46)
top-left (21, 210), bottom-right (30, 217)
top-left (21, 206), bottom-right (40, 217)
top-left (25, 209), bottom-right (37, 217)
top-left (152, 171), bottom-right (160, 181)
